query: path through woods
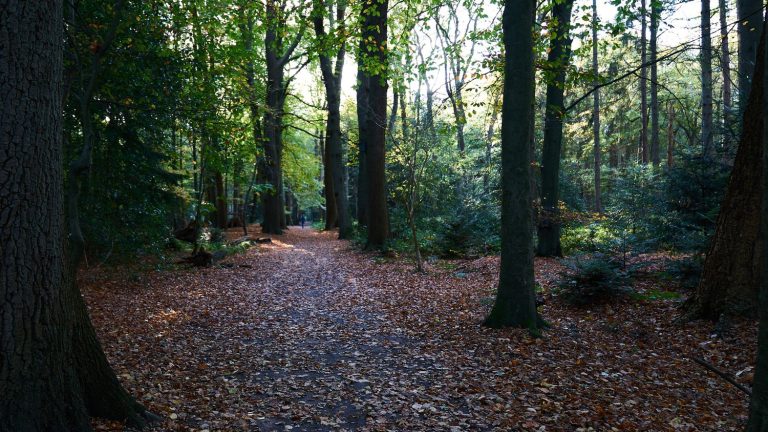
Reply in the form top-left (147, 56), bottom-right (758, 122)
top-left (85, 228), bottom-right (754, 431)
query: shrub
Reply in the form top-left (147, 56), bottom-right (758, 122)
top-left (557, 254), bottom-right (633, 305)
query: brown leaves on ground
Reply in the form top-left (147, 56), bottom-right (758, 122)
top-left (86, 227), bottom-right (756, 431)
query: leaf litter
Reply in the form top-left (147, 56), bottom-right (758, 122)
top-left (85, 227), bottom-right (757, 431)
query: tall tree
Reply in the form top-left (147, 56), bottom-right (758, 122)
top-left (484, 0), bottom-right (540, 330)
top-left (746, 18), bottom-right (768, 430)
top-left (650, 0), bottom-right (661, 166)
top-left (313, 0), bottom-right (351, 238)
top-left (719, 0), bottom-right (734, 150)
top-left (1, 0), bottom-right (153, 429)
top-left (537, 0), bottom-right (575, 257)
top-left (640, 0), bottom-right (649, 164)
top-left (356, 41), bottom-right (370, 226)
top-left (738, 0), bottom-right (763, 114)
top-left (360, 0), bottom-right (390, 248)
top-left (592, 0), bottom-right (602, 212)
top-left (686, 22), bottom-right (765, 320)
top-left (262, 0), bottom-right (306, 234)
top-left (701, 0), bottom-right (715, 157)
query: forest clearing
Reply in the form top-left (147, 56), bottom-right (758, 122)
top-left (84, 227), bottom-right (755, 431)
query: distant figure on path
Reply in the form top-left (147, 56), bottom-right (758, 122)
top-left (300, 214), bottom-right (306, 229)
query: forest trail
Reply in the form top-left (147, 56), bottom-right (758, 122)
top-left (85, 227), bottom-right (752, 431)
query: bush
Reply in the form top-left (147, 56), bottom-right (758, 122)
top-left (557, 254), bottom-right (633, 305)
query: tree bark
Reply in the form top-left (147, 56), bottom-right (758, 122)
top-left (720, 0), bottom-right (734, 152)
top-left (702, 0), bottom-right (715, 157)
top-left (323, 126), bottom-right (338, 229)
top-left (361, 0), bottom-right (389, 248)
top-left (537, 0), bottom-right (575, 257)
top-left (746, 19), bottom-right (768, 430)
top-left (484, 0), bottom-right (539, 331)
top-left (687, 23), bottom-right (766, 319)
top-left (738, 0), bottom-right (763, 115)
top-left (356, 58), bottom-right (370, 226)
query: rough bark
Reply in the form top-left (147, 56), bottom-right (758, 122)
top-left (484, 0), bottom-right (539, 330)
top-left (701, 0), bottom-right (715, 157)
top-left (738, 0), bottom-right (763, 115)
top-left (361, 0), bottom-right (389, 248)
top-left (746, 22), bottom-right (768, 430)
top-left (323, 127), bottom-right (337, 229)
top-left (537, 0), bottom-right (575, 257)
top-left (687, 25), bottom-right (765, 319)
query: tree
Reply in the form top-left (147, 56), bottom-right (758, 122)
top-left (701, 0), bottom-right (714, 157)
top-left (360, 0), bottom-right (390, 248)
top-left (262, 0), bottom-right (306, 234)
top-left (719, 0), bottom-right (734, 150)
top-left (738, 0), bottom-right (763, 114)
top-left (313, 0), bottom-right (351, 238)
top-left (592, 0), bottom-right (602, 212)
top-left (745, 18), bottom-right (768, 429)
top-left (537, 0), bottom-right (575, 257)
top-left (484, 0), bottom-right (539, 330)
top-left (1, 1), bottom-right (153, 429)
top-left (686, 22), bottom-right (765, 320)
top-left (650, 0), bottom-right (661, 166)
top-left (640, 0), bottom-right (649, 164)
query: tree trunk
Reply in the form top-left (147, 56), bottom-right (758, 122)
top-left (361, 0), bottom-right (389, 248)
top-left (640, 0), bottom-right (649, 164)
top-left (484, 0), bottom-right (539, 331)
top-left (356, 60), bottom-right (370, 226)
top-left (720, 0), bottom-right (734, 152)
top-left (485, 96), bottom-right (500, 193)
top-left (746, 23), bottom-right (768, 430)
top-left (738, 0), bottom-right (763, 115)
top-left (650, 1), bottom-right (661, 166)
top-left (668, 102), bottom-right (676, 167)
top-left (687, 24), bottom-right (765, 319)
top-left (215, 171), bottom-right (227, 228)
top-left (2, 3), bottom-right (151, 429)
top-left (592, 0), bottom-right (602, 213)
top-left (323, 126), bottom-right (337, 229)
top-left (537, 0), bottom-right (575, 257)
top-left (313, 0), bottom-right (351, 238)
top-left (701, 0), bottom-right (715, 157)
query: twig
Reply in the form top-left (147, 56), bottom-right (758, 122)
top-left (690, 356), bottom-right (752, 396)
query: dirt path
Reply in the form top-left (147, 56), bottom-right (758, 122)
top-left (86, 227), bottom-right (753, 431)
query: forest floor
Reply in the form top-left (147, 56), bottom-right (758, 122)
top-left (85, 226), bottom-right (757, 431)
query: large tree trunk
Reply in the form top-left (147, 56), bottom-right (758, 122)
top-left (701, 0), bottom-right (715, 157)
top-left (356, 61), bottom-right (370, 226)
top-left (0, 3), bottom-right (90, 429)
top-left (738, 0), bottom-right (763, 115)
top-left (536, 0), bottom-right (575, 257)
top-left (484, 0), bottom-right (539, 330)
top-left (686, 24), bottom-right (766, 320)
top-left (1, 2), bottom-right (151, 429)
top-left (746, 25), bottom-right (768, 430)
top-left (361, 0), bottom-right (389, 248)
top-left (650, 1), bottom-right (661, 166)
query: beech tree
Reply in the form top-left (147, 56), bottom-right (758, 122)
top-left (360, 0), bottom-right (390, 248)
top-left (484, 0), bottom-right (539, 330)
